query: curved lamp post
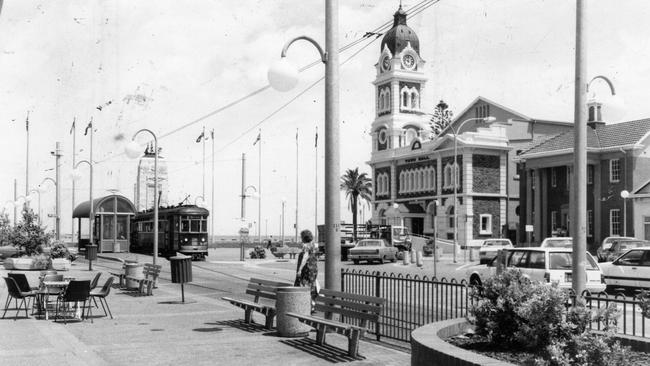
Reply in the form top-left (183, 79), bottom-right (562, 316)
top-left (38, 177), bottom-right (58, 237)
top-left (72, 160), bottom-right (93, 249)
top-left (268, 1), bottom-right (341, 290)
top-left (194, 195), bottom-right (206, 207)
top-left (621, 190), bottom-right (630, 237)
top-left (447, 116), bottom-right (496, 263)
top-left (125, 129), bottom-right (158, 266)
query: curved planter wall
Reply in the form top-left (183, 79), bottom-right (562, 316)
top-left (411, 318), bottom-right (650, 366)
top-left (411, 318), bottom-right (515, 366)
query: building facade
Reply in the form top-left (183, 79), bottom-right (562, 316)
top-left (517, 106), bottom-right (650, 250)
top-left (135, 143), bottom-right (169, 211)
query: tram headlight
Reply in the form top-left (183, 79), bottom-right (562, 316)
top-left (184, 238), bottom-right (188, 242)
top-left (201, 238), bottom-right (205, 242)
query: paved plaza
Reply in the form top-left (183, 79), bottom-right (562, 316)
top-left (0, 250), bottom-right (411, 366)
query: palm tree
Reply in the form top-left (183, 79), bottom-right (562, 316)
top-left (340, 168), bottom-right (373, 242)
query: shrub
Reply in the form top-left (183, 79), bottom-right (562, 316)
top-left (49, 241), bottom-right (77, 262)
top-left (31, 253), bottom-right (51, 270)
top-left (469, 269), bottom-right (630, 365)
top-left (249, 245), bottom-right (266, 259)
top-left (7, 209), bottom-right (51, 256)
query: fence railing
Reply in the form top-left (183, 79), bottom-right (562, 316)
top-left (342, 269), bottom-right (650, 343)
top-left (341, 268), bottom-right (470, 342)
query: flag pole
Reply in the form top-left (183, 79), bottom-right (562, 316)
top-left (25, 112), bottom-right (30, 206)
top-left (211, 129), bottom-right (215, 246)
top-left (71, 118), bottom-right (76, 246)
top-left (295, 128), bottom-right (299, 243)
top-left (202, 125), bottom-right (206, 199)
top-left (258, 128), bottom-right (262, 245)
top-left (315, 126), bottom-right (318, 243)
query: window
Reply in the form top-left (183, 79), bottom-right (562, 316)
top-left (610, 159), bottom-right (621, 182)
top-left (566, 167), bottom-right (571, 189)
top-left (444, 164), bottom-right (453, 189)
top-left (587, 210), bottom-right (593, 238)
top-left (528, 251), bottom-right (546, 269)
top-left (610, 209), bottom-right (621, 236)
top-left (587, 165), bottom-right (594, 185)
top-left (551, 211), bottom-right (558, 231)
top-left (551, 168), bottom-right (557, 187)
top-left (479, 214), bottom-right (492, 235)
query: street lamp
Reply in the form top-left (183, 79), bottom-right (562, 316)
top-left (194, 195), bottom-right (206, 207)
top-left (125, 129), bottom-right (159, 266)
top-left (447, 116), bottom-right (497, 263)
top-left (72, 160), bottom-right (93, 250)
top-left (37, 177), bottom-right (57, 236)
top-left (621, 190), bottom-right (630, 237)
top-left (268, 0), bottom-right (341, 291)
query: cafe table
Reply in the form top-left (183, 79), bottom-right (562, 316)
top-left (37, 280), bottom-right (73, 320)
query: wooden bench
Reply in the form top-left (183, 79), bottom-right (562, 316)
top-left (110, 263), bottom-right (162, 296)
top-left (221, 278), bottom-right (291, 329)
top-left (286, 289), bottom-right (385, 357)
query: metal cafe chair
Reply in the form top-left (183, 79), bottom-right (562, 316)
top-left (7, 273), bottom-right (39, 313)
top-left (2, 277), bottom-right (36, 320)
top-left (55, 280), bottom-right (92, 324)
top-left (90, 277), bottom-right (114, 319)
top-left (89, 272), bottom-right (102, 291)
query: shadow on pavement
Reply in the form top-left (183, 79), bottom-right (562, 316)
top-left (209, 319), bottom-right (272, 333)
top-left (279, 337), bottom-right (365, 363)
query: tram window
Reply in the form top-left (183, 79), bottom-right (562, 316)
top-left (201, 220), bottom-right (207, 232)
top-left (181, 220), bottom-right (190, 232)
top-left (191, 220), bottom-right (200, 232)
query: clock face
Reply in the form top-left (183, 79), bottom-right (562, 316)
top-left (381, 56), bottom-right (391, 71)
top-left (403, 54), bottom-right (415, 69)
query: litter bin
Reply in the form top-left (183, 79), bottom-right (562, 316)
top-left (113, 241), bottom-right (121, 253)
top-left (276, 286), bottom-right (311, 337)
top-left (124, 262), bottom-right (144, 289)
top-left (86, 244), bottom-right (97, 261)
top-left (170, 255), bottom-right (193, 302)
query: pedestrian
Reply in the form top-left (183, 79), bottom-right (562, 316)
top-left (294, 229), bottom-right (319, 311)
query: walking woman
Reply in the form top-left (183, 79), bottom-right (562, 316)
top-left (294, 229), bottom-right (319, 310)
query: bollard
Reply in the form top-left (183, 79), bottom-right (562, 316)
top-left (402, 250), bottom-right (410, 265)
top-left (416, 251), bottom-right (423, 267)
top-left (410, 249), bottom-right (416, 264)
top-left (436, 247), bottom-right (443, 262)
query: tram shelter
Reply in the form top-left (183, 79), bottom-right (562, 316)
top-left (73, 194), bottom-right (136, 253)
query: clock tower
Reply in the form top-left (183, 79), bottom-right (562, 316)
top-left (372, 5), bottom-right (429, 152)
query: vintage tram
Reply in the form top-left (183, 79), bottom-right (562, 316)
top-left (130, 204), bottom-right (209, 260)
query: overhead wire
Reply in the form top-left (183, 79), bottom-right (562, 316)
top-left (95, 0), bottom-right (440, 168)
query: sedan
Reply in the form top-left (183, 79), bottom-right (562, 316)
top-left (597, 236), bottom-right (636, 261)
top-left (348, 239), bottom-right (398, 264)
top-left (601, 239), bottom-right (650, 262)
top-left (539, 237), bottom-right (573, 248)
top-left (600, 247), bottom-right (650, 290)
top-left (477, 239), bottom-right (514, 264)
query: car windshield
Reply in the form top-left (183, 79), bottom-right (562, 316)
top-left (549, 252), bottom-right (598, 270)
top-left (618, 240), bottom-right (649, 250)
top-left (484, 240), bottom-right (511, 247)
top-left (356, 240), bottom-right (382, 247)
top-left (544, 239), bottom-right (572, 248)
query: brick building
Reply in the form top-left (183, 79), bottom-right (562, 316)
top-left (516, 104), bottom-right (650, 250)
top-left (367, 7), bottom-right (573, 245)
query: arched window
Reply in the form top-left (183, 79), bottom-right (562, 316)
top-left (384, 89), bottom-right (390, 111)
top-left (418, 169), bottom-right (424, 191)
top-left (378, 91), bottom-right (384, 111)
top-left (399, 171), bottom-right (405, 193)
top-left (444, 164), bottom-right (452, 189)
top-left (411, 89), bottom-right (420, 109)
top-left (429, 168), bottom-right (436, 191)
top-left (453, 162), bottom-right (459, 189)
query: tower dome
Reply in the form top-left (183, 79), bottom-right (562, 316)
top-left (380, 6), bottom-right (419, 55)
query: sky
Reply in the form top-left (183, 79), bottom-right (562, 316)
top-left (0, 0), bottom-right (649, 237)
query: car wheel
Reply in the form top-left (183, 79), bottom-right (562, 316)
top-left (379, 257), bottom-right (384, 264)
top-left (390, 255), bottom-right (396, 263)
top-left (353, 260), bottom-right (359, 265)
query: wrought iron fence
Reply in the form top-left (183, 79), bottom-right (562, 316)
top-left (341, 268), bottom-right (650, 343)
top-left (341, 268), bottom-right (470, 342)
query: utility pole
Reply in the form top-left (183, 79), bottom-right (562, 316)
top-left (25, 112), bottom-right (30, 208)
top-left (13, 179), bottom-right (17, 225)
top-left (315, 125), bottom-right (318, 242)
top-left (53, 142), bottom-right (62, 240)
top-left (202, 125), bottom-right (206, 198)
top-left (211, 129), bottom-right (215, 246)
top-left (258, 129), bottom-right (262, 245)
top-left (71, 118), bottom-right (76, 245)
top-left (295, 128), bottom-right (299, 243)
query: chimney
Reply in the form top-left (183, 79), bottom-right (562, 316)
top-left (587, 99), bottom-right (605, 129)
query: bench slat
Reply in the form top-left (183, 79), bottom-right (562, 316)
top-left (248, 278), bottom-right (292, 288)
top-left (286, 312), bottom-right (363, 332)
top-left (245, 290), bottom-right (279, 301)
top-left (316, 297), bottom-right (383, 314)
top-left (314, 304), bottom-right (380, 322)
top-left (319, 288), bottom-right (385, 305)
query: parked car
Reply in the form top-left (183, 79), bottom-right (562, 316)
top-left (539, 237), bottom-right (573, 248)
top-left (466, 247), bottom-right (606, 293)
top-left (348, 239), bottom-right (398, 264)
top-left (600, 239), bottom-right (650, 262)
top-left (597, 236), bottom-right (636, 261)
top-left (600, 247), bottom-right (650, 290)
top-left (477, 238), bottom-right (514, 264)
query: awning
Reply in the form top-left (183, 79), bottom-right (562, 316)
top-left (72, 194), bottom-right (136, 218)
